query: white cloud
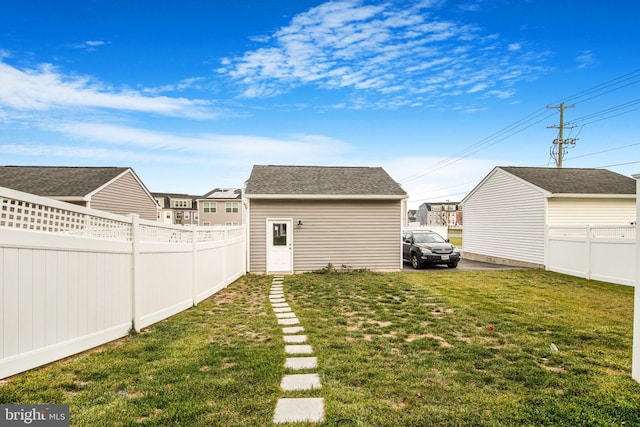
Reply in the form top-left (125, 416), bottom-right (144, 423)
top-left (221, 0), bottom-right (548, 108)
top-left (383, 155), bottom-right (499, 208)
top-left (508, 43), bottom-right (521, 51)
top-left (0, 61), bottom-right (217, 119)
top-left (142, 77), bottom-right (207, 95)
top-left (47, 122), bottom-right (353, 166)
top-left (71, 40), bottom-right (107, 51)
top-left (576, 50), bottom-right (596, 69)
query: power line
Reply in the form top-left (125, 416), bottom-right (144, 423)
top-left (400, 69), bottom-right (640, 186)
top-left (564, 142), bottom-right (640, 161)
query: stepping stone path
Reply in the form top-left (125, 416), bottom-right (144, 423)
top-left (270, 276), bottom-right (325, 424)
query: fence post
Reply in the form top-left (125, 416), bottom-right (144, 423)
top-left (632, 174), bottom-right (640, 383)
top-left (585, 224), bottom-right (592, 280)
top-left (192, 226), bottom-right (198, 306)
top-left (128, 214), bottom-right (142, 333)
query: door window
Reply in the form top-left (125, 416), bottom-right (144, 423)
top-left (273, 223), bottom-right (287, 246)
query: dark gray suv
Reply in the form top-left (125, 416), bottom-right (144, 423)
top-left (402, 230), bottom-right (461, 269)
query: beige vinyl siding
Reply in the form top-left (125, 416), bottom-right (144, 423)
top-left (249, 199), bottom-right (402, 272)
top-left (91, 172), bottom-right (158, 221)
top-left (463, 169), bottom-right (547, 266)
top-left (198, 200), bottom-right (242, 226)
top-left (547, 197), bottom-right (636, 225)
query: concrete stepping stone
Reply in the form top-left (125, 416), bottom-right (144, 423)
top-left (284, 335), bottom-right (307, 344)
top-left (270, 292), bottom-right (284, 297)
top-left (285, 357), bottom-right (318, 370)
top-left (283, 326), bottom-right (304, 334)
top-left (276, 312), bottom-right (296, 319)
top-left (285, 344), bottom-right (312, 354)
top-left (272, 302), bottom-right (289, 308)
top-left (270, 287), bottom-right (283, 292)
top-left (278, 318), bottom-right (300, 326)
top-left (273, 307), bottom-right (292, 313)
top-left (273, 398), bottom-right (324, 424)
top-left (280, 373), bottom-right (322, 391)
top-left (270, 298), bottom-right (286, 303)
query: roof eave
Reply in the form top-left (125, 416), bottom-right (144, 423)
top-left (245, 193), bottom-right (407, 201)
top-left (546, 193), bottom-right (636, 199)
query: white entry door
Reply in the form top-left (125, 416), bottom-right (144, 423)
top-left (267, 219), bottom-right (293, 273)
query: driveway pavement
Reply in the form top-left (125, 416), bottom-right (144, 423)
top-left (402, 258), bottom-right (527, 271)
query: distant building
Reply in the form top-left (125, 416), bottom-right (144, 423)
top-left (196, 188), bottom-right (243, 226)
top-left (416, 202), bottom-right (462, 227)
top-left (152, 193), bottom-right (199, 225)
top-left (407, 209), bottom-right (417, 225)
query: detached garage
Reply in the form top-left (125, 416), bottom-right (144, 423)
top-left (244, 165), bottom-right (407, 273)
top-left (461, 166), bottom-right (636, 268)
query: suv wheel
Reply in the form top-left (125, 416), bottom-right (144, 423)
top-left (411, 253), bottom-right (421, 269)
top-left (448, 262), bottom-right (458, 269)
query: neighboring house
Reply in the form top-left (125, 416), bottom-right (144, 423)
top-left (197, 188), bottom-right (243, 226)
top-left (0, 166), bottom-right (159, 221)
top-left (416, 202), bottom-right (462, 227)
top-left (461, 166), bottom-right (637, 268)
top-left (407, 209), bottom-right (417, 226)
top-left (153, 193), bottom-right (199, 225)
top-left (244, 165), bottom-right (407, 273)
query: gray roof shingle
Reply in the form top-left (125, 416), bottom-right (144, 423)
top-left (499, 166), bottom-right (636, 195)
top-left (0, 166), bottom-right (130, 196)
top-left (245, 165), bottom-right (406, 197)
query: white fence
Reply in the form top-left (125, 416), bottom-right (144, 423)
top-left (546, 224), bottom-right (636, 287)
top-left (0, 186), bottom-right (246, 379)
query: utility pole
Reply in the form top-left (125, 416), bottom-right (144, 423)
top-left (547, 103), bottom-right (577, 168)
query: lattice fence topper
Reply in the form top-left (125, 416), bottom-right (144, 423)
top-left (0, 195), bottom-right (132, 241)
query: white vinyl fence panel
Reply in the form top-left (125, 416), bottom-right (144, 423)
top-left (546, 225), bottom-right (636, 287)
top-left (0, 186), bottom-right (246, 379)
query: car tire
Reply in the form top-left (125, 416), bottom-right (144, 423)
top-left (448, 262), bottom-right (458, 269)
top-left (411, 254), bottom-right (421, 269)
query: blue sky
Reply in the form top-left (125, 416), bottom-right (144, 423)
top-left (1, 0), bottom-right (639, 209)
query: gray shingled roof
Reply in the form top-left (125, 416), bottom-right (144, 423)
top-left (245, 165), bottom-right (406, 197)
top-left (500, 166), bottom-right (636, 195)
top-left (0, 166), bottom-right (130, 197)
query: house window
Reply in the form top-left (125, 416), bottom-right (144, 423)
top-left (225, 221), bottom-right (239, 226)
top-left (194, 213), bottom-right (199, 221)
top-left (225, 202), bottom-right (239, 213)
top-left (203, 221), bottom-right (211, 226)
top-left (174, 200), bottom-right (190, 208)
top-left (204, 202), bottom-right (217, 213)
top-left (184, 212), bottom-right (190, 220)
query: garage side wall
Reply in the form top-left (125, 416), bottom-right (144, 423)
top-left (249, 199), bottom-right (402, 272)
top-left (463, 169), bottom-right (546, 267)
top-left (547, 198), bottom-right (636, 225)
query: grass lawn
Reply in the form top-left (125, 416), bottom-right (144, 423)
top-left (1, 270), bottom-right (639, 426)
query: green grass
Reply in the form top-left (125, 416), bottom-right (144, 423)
top-left (2, 270), bottom-right (639, 426)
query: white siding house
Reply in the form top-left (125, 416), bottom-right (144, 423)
top-left (462, 167), bottom-right (637, 268)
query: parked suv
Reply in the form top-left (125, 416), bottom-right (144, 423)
top-left (402, 230), bottom-right (461, 269)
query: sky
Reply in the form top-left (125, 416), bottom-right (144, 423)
top-left (1, 0), bottom-right (639, 209)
